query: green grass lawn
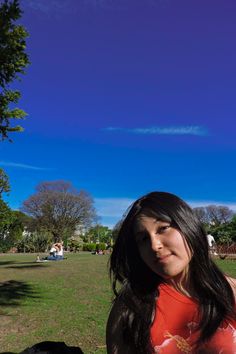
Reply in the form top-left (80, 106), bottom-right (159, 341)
top-left (0, 253), bottom-right (235, 353)
top-left (0, 253), bottom-right (111, 354)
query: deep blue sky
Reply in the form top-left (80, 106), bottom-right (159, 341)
top-left (1, 0), bottom-right (236, 227)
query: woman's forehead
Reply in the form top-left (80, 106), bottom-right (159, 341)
top-left (133, 214), bottom-right (169, 233)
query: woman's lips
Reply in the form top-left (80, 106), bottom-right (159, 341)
top-left (156, 254), bottom-right (172, 263)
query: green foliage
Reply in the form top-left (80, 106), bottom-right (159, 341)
top-left (82, 242), bottom-right (96, 252)
top-left (0, 0), bottom-right (30, 140)
top-left (208, 217), bottom-right (236, 244)
top-left (0, 168), bottom-right (10, 195)
top-left (0, 209), bottom-right (35, 252)
top-left (7, 210), bottom-right (28, 242)
top-left (216, 232), bottom-right (233, 245)
top-left (17, 230), bottom-right (52, 253)
top-left (0, 168), bottom-right (13, 252)
top-left (22, 180), bottom-right (97, 243)
top-left (96, 242), bottom-right (106, 251)
top-left (0, 198), bottom-right (14, 233)
top-left (82, 242), bottom-right (106, 252)
top-left (0, 198), bottom-right (15, 251)
top-left (84, 224), bottom-right (112, 244)
top-left (67, 239), bottom-right (82, 252)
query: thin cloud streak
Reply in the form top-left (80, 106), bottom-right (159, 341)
top-left (104, 126), bottom-right (208, 136)
top-left (0, 161), bottom-right (51, 171)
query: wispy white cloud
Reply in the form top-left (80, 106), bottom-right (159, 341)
top-left (0, 161), bottom-right (51, 171)
top-left (104, 126), bottom-right (208, 136)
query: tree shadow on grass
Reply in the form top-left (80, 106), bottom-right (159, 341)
top-left (6, 264), bottom-right (49, 269)
top-left (0, 261), bottom-right (16, 266)
top-left (0, 280), bottom-right (40, 307)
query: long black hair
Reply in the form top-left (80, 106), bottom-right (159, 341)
top-left (109, 191), bottom-right (236, 353)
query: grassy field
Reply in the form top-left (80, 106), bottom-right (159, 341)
top-left (0, 253), bottom-right (111, 354)
top-left (0, 253), bottom-right (235, 354)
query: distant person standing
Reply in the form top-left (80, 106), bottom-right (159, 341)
top-left (207, 234), bottom-right (217, 255)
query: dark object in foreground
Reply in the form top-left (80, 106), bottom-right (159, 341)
top-left (19, 341), bottom-right (84, 354)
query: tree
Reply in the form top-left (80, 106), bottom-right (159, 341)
top-left (193, 207), bottom-right (208, 224)
top-left (84, 224), bottom-right (112, 244)
top-left (7, 210), bottom-right (30, 243)
top-left (214, 215), bottom-right (236, 242)
top-left (0, 198), bottom-right (15, 251)
top-left (21, 180), bottom-right (97, 242)
top-left (205, 205), bottom-right (234, 225)
top-left (17, 230), bottom-right (52, 253)
top-left (0, 168), bottom-right (10, 195)
top-left (0, 0), bottom-right (30, 140)
top-left (193, 205), bottom-right (234, 226)
top-left (0, 168), bottom-right (13, 251)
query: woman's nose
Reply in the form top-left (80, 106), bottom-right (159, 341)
top-left (150, 235), bottom-right (163, 251)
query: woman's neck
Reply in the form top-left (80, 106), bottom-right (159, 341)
top-left (165, 272), bottom-right (194, 297)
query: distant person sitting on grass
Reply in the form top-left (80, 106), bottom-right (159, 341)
top-left (39, 241), bottom-right (65, 261)
top-left (56, 241), bottom-right (64, 259)
top-left (49, 244), bottom-right (58, 257)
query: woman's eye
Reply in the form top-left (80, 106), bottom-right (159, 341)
top-left (158, 225), bottom-right (170, 233)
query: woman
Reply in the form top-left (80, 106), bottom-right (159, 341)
top-left (106, 192), bottom-right (236, 353)
top-left (55, 241), bottom-right (64, 259)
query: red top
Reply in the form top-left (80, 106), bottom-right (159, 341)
top-left (150, 283), bottom-right (236, 353)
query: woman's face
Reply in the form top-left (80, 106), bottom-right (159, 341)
top-left (134, 215), bottom-right (192, 283)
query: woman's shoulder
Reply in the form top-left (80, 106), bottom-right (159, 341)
top-left (226, 276), bottom-right (236, 298)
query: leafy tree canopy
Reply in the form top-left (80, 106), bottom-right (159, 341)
top-left (21, 180), bottom-right (97, 242)
top-left (0, 0), bottom-right (30, 140)
top-left (84, 224), bottom-right (112, 244)
top-left (0, 168), bottom-right (10, 195)
top-left (0, 198), bottom-right (15, 252)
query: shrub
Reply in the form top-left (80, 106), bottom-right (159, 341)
top-left (0, 240), bottom-right (12, 253)
top-left (82, 243), bottom-right (96, 252)
top-left (96, 242), bottom-right (106, 251)
top-left (67, 240), bottom-right (82, 252)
